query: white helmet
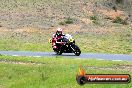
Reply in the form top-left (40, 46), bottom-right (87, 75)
top-left (56, 28), bottom-right (63, 35)
top-left (57, 28), bottom-right (62, 31)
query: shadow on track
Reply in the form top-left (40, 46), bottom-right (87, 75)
top-left (51, 53), bottom-right (78, 56)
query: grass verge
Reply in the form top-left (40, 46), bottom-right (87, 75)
top-left (0, 55), bottom-right (131, 88)
top-left (0, 27), bottom-right (132, 54)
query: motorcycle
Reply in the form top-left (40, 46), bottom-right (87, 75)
top-left (49, 34), bottom-right (81, 56)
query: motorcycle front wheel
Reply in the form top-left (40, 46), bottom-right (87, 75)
top-left (71, 45), bottom-right (81, 56)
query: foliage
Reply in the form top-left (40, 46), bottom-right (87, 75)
top-left (90, 15), bottom-right (99, 25)
top-left (64, 18), bottom-right (73, 24)
top-left (113, 17), bottom-right (127, 25)
top-left (59, 17), bottom-right (73, 25)
top-left (116, 0), bottom-right (123, 4)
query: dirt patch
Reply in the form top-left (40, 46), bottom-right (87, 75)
top-left (0, 28), bottom-right (12, 32)
top-left (80, 18), bottom-right (92, 24)
top-left (14, 27), bottom-right (41, 33)
top-left (98, 9), bottom-right (126, 20)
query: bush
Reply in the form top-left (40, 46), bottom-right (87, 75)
top-left (90, 16), bottom-right (98, 21)
top-left (116, 0), bottom-right (123, 4)
top-left (59, 22), bottom-right (65, 25)
top-left (113, 17), bottom-right (127, 25)
top-left (90, 15), bottom-right (99, 25)
top-left (92, 20), bottom-right (99, 25)
top-left (59, 17), bottom-right (73, 25)
top-left (64, 18), bottom-right (73, 24)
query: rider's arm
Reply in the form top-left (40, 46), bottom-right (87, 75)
top-left (56, 37), bottom-right (64, 44)
top-left (62, 33), bottom-right (65, 36)
top-left (52, 34), bottom-right (56, 38)
top-left (56, 39), bottom-right (63, 44)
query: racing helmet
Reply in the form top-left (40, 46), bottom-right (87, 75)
top-left (56, 28), bottom-right (63, 35)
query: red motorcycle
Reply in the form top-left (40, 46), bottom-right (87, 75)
top-left (49, 34), bottom-right (81, 56)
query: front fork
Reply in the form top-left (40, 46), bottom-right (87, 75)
top-left (70, 44), bottom-right (75, 52)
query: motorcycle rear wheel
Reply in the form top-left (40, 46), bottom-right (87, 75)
top-left (55, 50), bottom-right (62, 55)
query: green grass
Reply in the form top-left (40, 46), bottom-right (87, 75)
top-left (74, 29), bottom-right (132, 54)
top-left (0, 31), bottom-right (52, 52)
top-left (0, 39), bottom-right (51, 51)
top-left (0, 28), bottom-right (132, 54)
top-left (0, 24), bottom-right (131, 54)
top-left (0, 55), bottom-right (132, 88)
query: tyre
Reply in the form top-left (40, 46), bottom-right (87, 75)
top-left (73, 45), bottom-right (81, 56)
top-left (56, 50), bottom-right (62, 55)
top-left (54, 50), bottom-right (62, 55)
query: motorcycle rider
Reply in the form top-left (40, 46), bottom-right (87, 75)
top-left (52, 28), bottom-right (65, 50)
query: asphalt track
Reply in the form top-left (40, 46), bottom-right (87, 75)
top-left (0, 51), bottom-right (132, 61)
